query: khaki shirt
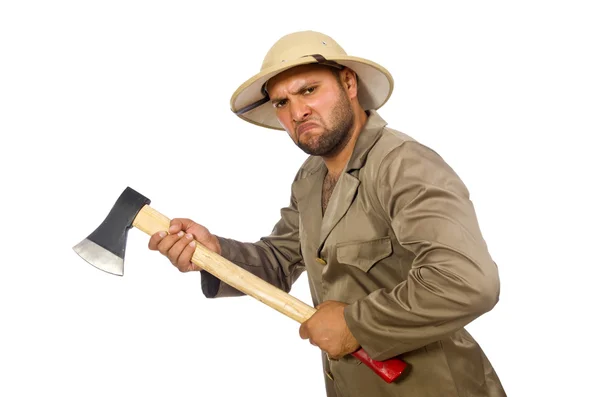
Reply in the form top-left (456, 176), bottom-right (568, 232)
top-left (202, 111), bottom-right (506, 396)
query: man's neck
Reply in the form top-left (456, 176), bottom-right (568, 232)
top-left (322, 109), bottom-right (368, 177)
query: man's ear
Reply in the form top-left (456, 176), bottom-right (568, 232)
top-left (340, 68), bottom-right (359, 99)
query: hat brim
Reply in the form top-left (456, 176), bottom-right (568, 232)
top-left (230, 55), bottom-right (394, 131)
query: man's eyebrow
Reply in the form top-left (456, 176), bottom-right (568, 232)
top-left (269, 81), bottom-right (319, 104)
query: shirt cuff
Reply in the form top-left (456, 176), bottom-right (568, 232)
top-left (343, 301), bottom-right (387, 361)
top-left (199, 236), bottom-right (236, 298)
top-left (200, 270), bottom-right (220, 298)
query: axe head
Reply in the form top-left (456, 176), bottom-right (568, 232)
top-left (73, 187), bottom-right (150, 276)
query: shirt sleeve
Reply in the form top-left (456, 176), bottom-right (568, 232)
top-left (344, 141), bottom-right (501, 361)
top-left (200, 190), bottom-right (305, 299)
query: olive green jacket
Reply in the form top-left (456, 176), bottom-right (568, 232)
top-left (201, 111), bottom-right (506, 396)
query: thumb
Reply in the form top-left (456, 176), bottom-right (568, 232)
top-left (176, 220), bottom-right (221, 255)
top-left (168, 218), bottom-right (192, 234)
top-left (170, 218), bottom-right (204, 237)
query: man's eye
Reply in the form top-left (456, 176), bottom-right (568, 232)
top-left (275, 100), bottom-right (287, 108)
top-left (304, 87), bottom-right (316, 95)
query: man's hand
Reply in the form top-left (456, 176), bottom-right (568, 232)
top-left (148, 218), bottom-right (221, 272)
top-left (299, 300), bottom-right (360, 360)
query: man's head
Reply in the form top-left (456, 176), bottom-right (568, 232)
top-left (265, 63), bottom-right (359, 157)
top-left (229, 30), bottom-right (394, 131)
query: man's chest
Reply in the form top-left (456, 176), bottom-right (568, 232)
top-left (321, 172), bottom-right (339, 215)
top-left (299, 182), bottom-right (408, 303)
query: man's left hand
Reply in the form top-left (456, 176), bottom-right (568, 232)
top-left (299, 300), bottom-right (360, 360)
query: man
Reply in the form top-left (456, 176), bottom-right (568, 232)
top-left (149, 30), bottom-right (506, 396)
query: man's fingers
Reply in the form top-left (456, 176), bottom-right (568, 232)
top-left (166, 232), bottom-right (191, 267)
top-left (185, 261), bottom-right (198, 272)
top-left (149, 218), bottom-right (216, 271)
top-left (156, 231), bottom-right (183, 255)
top-left (148, 231), bottom-right (167, 250)
top-left (175, 235), bottom-right (197, 271)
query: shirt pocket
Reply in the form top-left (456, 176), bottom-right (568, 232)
top-left (336, 236), bottom-right (393, 272)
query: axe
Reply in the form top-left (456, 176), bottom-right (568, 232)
top-left (73, 187), bottom-right (407, 383)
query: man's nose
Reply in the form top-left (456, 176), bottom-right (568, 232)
top-left (291, 98), bottom-right (311, 122)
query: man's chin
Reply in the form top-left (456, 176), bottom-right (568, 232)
top-left (297, 142), bottom-right (319, 156)
top-left (298, 143), bottom-right (334, 157)
top-left (298, 144), bottom-right (317, 156)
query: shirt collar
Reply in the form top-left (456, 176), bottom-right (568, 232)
top-left (345, 110), bottom-right (388, 172)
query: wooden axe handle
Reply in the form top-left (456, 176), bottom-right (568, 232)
top-left (133, 204), bottom-right (407, 383)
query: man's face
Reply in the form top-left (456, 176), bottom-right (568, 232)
top-left (266, 64), bottom-right (355, 157)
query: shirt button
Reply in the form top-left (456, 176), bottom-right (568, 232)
top-left (316, 257), bottom-right (327, 265)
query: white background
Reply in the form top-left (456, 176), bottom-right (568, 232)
top-left (1, 1), bottom-right (599, 396)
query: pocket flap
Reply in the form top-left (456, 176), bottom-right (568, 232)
top-left (336, 236), bottom-right (393, 272)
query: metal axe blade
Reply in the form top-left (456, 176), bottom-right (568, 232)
top-left (72, 187), bottom-right (150, 276)
top-left (73, 239), bottom-right (125, 276)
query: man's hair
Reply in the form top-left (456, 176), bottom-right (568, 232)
top-left (331, 66), bottom-right (344, 85)
top-left (330, 66), bottom-right (358, 90)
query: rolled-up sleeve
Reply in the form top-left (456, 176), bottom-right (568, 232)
top-left (344, 141), bottom-right (500, 360)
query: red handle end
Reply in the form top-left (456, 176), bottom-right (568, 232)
top-left (351, 348), bottom-right (407, 383)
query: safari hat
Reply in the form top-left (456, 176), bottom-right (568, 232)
top-left (230, 30), bottom-right (394, 130)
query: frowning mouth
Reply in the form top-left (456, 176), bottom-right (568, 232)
top-left (296, 122), bottom-right (319, 136)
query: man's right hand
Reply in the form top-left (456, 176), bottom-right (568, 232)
top-left (148, 218), bottom-right (222, 272)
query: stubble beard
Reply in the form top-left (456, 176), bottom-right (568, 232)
top-left (296, 92), bottom-right (355, 157)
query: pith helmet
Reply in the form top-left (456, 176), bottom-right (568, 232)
top-left (230, 30), bottom-right (394, 130)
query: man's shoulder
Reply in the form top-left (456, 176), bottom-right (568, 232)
top-left (369, 125), bottom-right (420, 163)
top-left (365, 125), bottom-right (449, 177)
top-left (381, 126), bottom-right (417, 144)
top-left (366, 125), bottom-right (467, 195)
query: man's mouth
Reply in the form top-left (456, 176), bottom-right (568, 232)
top-left (296, 122), bottom-right (319, 136)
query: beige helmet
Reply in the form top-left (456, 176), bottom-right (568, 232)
top-left (230, 30), bottom-right (394, 130)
